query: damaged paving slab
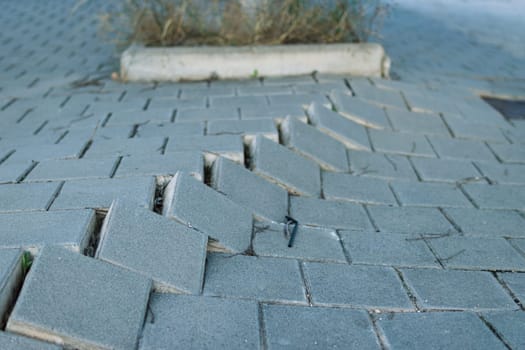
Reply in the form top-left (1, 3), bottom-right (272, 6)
top-left (0, 0), bottom-right (524, 348)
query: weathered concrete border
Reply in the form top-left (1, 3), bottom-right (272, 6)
top-left (120, 43), bottom-right (390, 82)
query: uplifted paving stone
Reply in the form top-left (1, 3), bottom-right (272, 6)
top-left (163, 172), bottom-right (252, 253)
top-left (0, 332), bottom-right (61, 350)
top-left (253, 222), bottom-right (346, 263)
top-left (135, 121), bottom-right (204, 138)
top-left (7, 246), bottom-right (152, 350)
top-left (462, 183), bottom-right (525, 210)
top-left (330, 91), bottom-right (391, 129)
top-left (0, 249), bottom-right (22, 327)
top-left (482, 311), bottom-right (525, 350)
top-left (24, 158), bottom-right (118, 182)
top-left (443, 208), bottom-right (525, 237)
top-left (263, 304), bottom-right (380, 350)
top-left (203, 254), bottom-right (306, 303)
top-left (140, 294), bottom-right (260, 350)
top-left (369, 130), bottom-right (436, 157)
top-left (0, 182), bottom-right (60, 212)
top-left (303, 262), bottom-right (413, 310)
top-left (306, 102), bottom-right (371, 151)
top-left (280, 116), bottom-right (349, 172)
top-left (97, 200), bottom-right (207, 294)
top-left (474, 162), bottom-right (525, 185)
top-left (290, 197), bottom-right (372, 231)
top-left (211, 157), bottom-right (287, 222)
top-left (51, 176), bottom-right (156, 210)
top-left (347, 150), bottom-right (417, 180)
top-left (341, 231), bottom-right (439, 268)
top-left (378, 312), bottom-right (507, 350)
top-left (115, 152), bottom-right (203, 180)
top-left (391, 181), bottom-right (473, 208)
top-left (323, 173), bottom-right (397, 205)
top-left (0, 209), bottom-right (95, 254)
top-left (165, 135), bottom-right (244, 165)
top-left (498, 273), bottom-right (525, 305)
top-left (411, 157), bottom-right (483, 183)
top-left (401, 268), bottom-right (516, 310)
top-left (427, 135), bottom-right (497, 162)
top-left (249, 135), bottom-right (321, 197)
top-left (207, 119), bottom-right (278, 142)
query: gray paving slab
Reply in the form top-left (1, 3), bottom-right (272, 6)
top-left (238, 85), bottom-right (293, 96)
top-left (176, 107), bottom-right (239, 122)
top-left (0, 182), bottom-right (60, 213)
top-left (0, 249), bottom-right (22, 327)
top-left (482, 311), bottom-right (525, 350)
top-left (443, 208), bottom-right (525, 237)
top-left (411, 157), bottom-right (483, 183)
top-left (210, 95), bottom-right (268, 108)
top-left (489, 143), bottom-right (525, 164)
top-left (280, 116), bottom-right (349, 172)
top-left (428, 135), bottom-right (497, 162)
top-left (0, 332), bottom-right (61, 350)
top-left (211, 157), bottom-right (288, 223)
top-left (474, 161), bottom-right (525, 185)
top-left (323, 173), bottom-right (397, 205)
top-left (378, 312), bottom-right (507, 350)
top-left (349, 82), bottom-right (407, 109)
top-left (462, 183), bottom-right (525, 210)
top-left (203, 254), bottom-right (306, 303)
top-left (263, 304), bottom-right (380, 350)
top-left (386, 108), bottom-right (449, 135)
top-left (207, 119), bottom-right (278, 142)
top-left (104, 108), bottom-right (173, 127)
top-left (498, 273), bottom-right (525, 305)
top-left (135, 121), bottom-right (204, 138)
top-left (341, 231), bottom-right (439, 268)
top-left (391, 181), bottom-right (473, 208)
top-left (348, 150), bottom-right (417, 180)
top-left (115, 152), bottom-right (204, 180)
top-left (8, 141), bottom-right (87, 162)
top-left (24, 158), bottom-right (117, 182)
top-left (401, 268), bottom-right (516, 310)
top-left (369, 130), bottom-right (436, 157)
top-left (443, 113), bottom-right (508, 143)
top-left (97, 200), bottom-right (207, 294)
top-left (306, 102), bottom-right (371, 151)
top-left (330, 91), bottom-right (391, 129)
top-left (269, 93), bottom-right (327, 107)
top-left (241, 104), bottom-right (306, 122)
top-left (165, 135), bottom-right (244, 164)
top-left (249, 135), bottom-right (321, 197)
top-left (149, 97), bottom-right (206, 111)
top-left (403, 91), bottom-right (460, 114)
top-left (51, 176), bottom-right (156, 210)
top-left (510, 239), bottom-right (525, 255)
top-left (140, 294), bottom-right (260, 350)
top-left (163, 172), bottom-right (252, 253)
top-left (83, 136), bottom-right (165, 158)
top-left (0, 159), bottom-right (33, 184)
top-left (289, 196), bottom-right (372, 231)
top-left (6, 246), bottom-right (152, 350)
top-left (303, 262), bottom-right (413, 310)
top-left (253, 222), bottom-right (346, 263)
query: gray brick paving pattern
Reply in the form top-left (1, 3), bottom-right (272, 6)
top-left (0, 0), bottom-right (523, 348)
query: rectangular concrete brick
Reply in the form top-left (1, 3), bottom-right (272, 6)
top-left (290, 196), bottom-right (372, 231)
top-left (149, 97), bottom-right (206, 110)
top-left (104, 108), bottom-right (173, 127)
top-left (330, 91), bottom-right (391, 129)
top-left (203, 254), bottom-right (306, 303)
top-left (210, 95), bottom-right (268, 108)
top-left (268, 93), bottom-right (327, 106)
top-left (207, 119), bottom-right (278, 143)
top-left (498, 273), bottom-right (525, 306)
top-left (489, 143), bottom-right (525, 164)
top-left (0, 332), bottom-right (62, 350)
top-left (83, 136), bottom-right (165, 159)
top-left (6, 246), bottom-right (152, 350)
top-left (250, 135), bottom-right (321, 197)
top-left (411, 157), bottom-right (483, 183)
top-left (24, 158), bottom-right (118, 182)
top-left (280, 116), bottom-right (349, 172)
top-left (443, 207), bottom-right (525, 237)
top-left (474, 162), bottom-right (525, 185)
top-left (211, 157), bottom-right (287, 223)
top-left (97, 200), bottom-right (207, 294)
top-left (115, 152), bottom-right (204, 180)
top-left (403, 91), bottom-right (460, 114)
top-left (482, 311), bottom-right (525, 350)
top-left (0, 159), bottom-right (33, 184)
top-left (165, 135), bottom-right (244, 165)
top-left (163, 172), bottom-right (253, 253)
top-left (348, 150), bottom-right (417, 181)
top-left (0, 249), bottom-right (22, 328)
top-left (8, 141), bottom-right (87, 162)
top-left (0, 182), bottom-right (60, 212)
top-left (253, 222), bottom-right (346, 263)
top-left (176, 107), bottom-right (239, 122)
top-left (341, 231), bottom-right (440, 268)
top-left (443, 113), bottom-right (508, 142)
top-left (306, 102), bottom-right (371, 151)
top-left (238, 85), bottom-right (293, 96)
top-left (263, 304), bottom-right (380, 350)
top-left (401, 268), bottom-right (516, 310)
top-left (303, 262), bottom-right (413, 310)
top-left (323, 173), bottom-right (397, 205)
top-left (369, 130), bottom-right (436, 157)
top-left (350, 82), bottom-right (407, 109)
top-left (391, 181), bottom-right (473, 208)
top-left (51, 176), bottom-right (156, 210)
top-left (135, 121), bottom-right (204, 138)
top-left (141, 294), bottom-right (260, 350)
top-left (428, 135), bottom-right (497, 161)
top-left (462, 183), bottom-right (525, 210)
top-left (386, 108), bottom-right (449, 136)
top-left (241, 104), bottom-right (306, 122)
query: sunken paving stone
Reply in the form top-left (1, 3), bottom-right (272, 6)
top-left (135, 121), bottom-right (204, 138)
top-left (207, 119), bottom-right (279, 142)
top-left (347, 150), bottom-right (417, 180)
top-left (165, 135), bottom-right (244, 165)
top-left (163, 172), bottom-right (252, 253)
top-left (0, 249), bottom-right (22, 326)
top-left (306, 102), bottom-right (371, 151)
top-left (378, 312), bottom-right (507, 350)
top-left (385, 109), bottom-right (450, 136)
top-left (0, 182), bottom-right (60, 213)
top-left (474, 161), bottom-right (525, 185)
top-left (368, 130), bottom-right (436, 157)
top-left (330, 91), bottom-right (391, 129)
top-left (427, 135), bottom-right (497, 162)
top-left (211, 157), bottom-right (288, 223)
top-left (176, 107), bottom-right (239, 122)
top-left (323, 173), bottom-right (398, 205)
top-left (498, 273), bottom-right (525, 305)
top-left (96, 200), bottom-right (207, 294)
top-left (83, 136), bottom-right (166, 158)
top-left (391, 181), bottom-right (473, 208)
top-left (203, 254), bottom-right (306, 303)
top-left (401, 268), bottom-right (517, 311)
top-left (289, 197), bottom-right (372, 231)
top-left (263, 305), bottom-right (381, 350)
top-left (482, 311), bottom-right (525, 349)
top-left (0, 210), bottom-right (95, 254)
top-left (340, 231), bottom-right (440, 268)
top-left (140, 294), bottom-right (260, 350)
top-left (280, 116), bottom-right (349, 172)
top-left (253, 222), bottom-right (346, 263)
top-left (51, 176), bottom-right (156, 210)
top-left (6, 246), bottom-right (152, 350)
top-left (249, 135), bottom-right (321, 197)
top-left (303, 262), bottom-right (413, 310)
top-left (114, 152), bottom-right (204, 180)
top-left (0, 332), bottom-right (62, 350)
top-left (489, 143), bottom-right (525, 163)
top-left (462, 183), bottom-right (525, 210)
top-left (428, 236), bottom-right (525, 271)
top-left (24, 158), bottom-right (118, 182)
top-left (410, 157), bottom-right (483, 183)
top-left (443, 208), bottom-right (525, 237)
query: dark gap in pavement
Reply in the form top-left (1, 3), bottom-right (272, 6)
top-left (483, 96), bottom-right (525, 120)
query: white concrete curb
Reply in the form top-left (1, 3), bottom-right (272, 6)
top-left (120, 43), bottom-right (390, 82)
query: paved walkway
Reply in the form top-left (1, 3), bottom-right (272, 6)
top-left (0, 0), bottom-right (524, 349)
